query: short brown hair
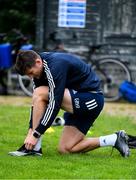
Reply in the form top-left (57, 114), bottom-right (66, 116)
top-left (15, 50), bottom-right (40, 75)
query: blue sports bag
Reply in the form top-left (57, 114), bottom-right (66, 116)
top-left (119, 81), bottom-right (136, 102)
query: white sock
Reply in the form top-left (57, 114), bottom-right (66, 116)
top-left (99, 134), bottom-right (117, 147)
top-left (33, 137), bottom-right (42, 151)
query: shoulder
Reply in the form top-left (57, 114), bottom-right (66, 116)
top-left (38, 52), bottom-right (52, 60)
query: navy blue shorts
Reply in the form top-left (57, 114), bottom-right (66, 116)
top-left (64, 89), bottom-right (104, 135)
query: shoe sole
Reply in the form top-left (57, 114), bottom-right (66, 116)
top-left (8, 151), bottom-right (28, 156)
top-left (8, 151), bottom-right (42, 157)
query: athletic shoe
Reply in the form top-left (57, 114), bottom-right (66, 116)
top-left (114, 130), bottom-right (130, 157)
top-left (8, 144), bottom-right (42, 157)
top-left (128, 134), bottom-right (136, 149)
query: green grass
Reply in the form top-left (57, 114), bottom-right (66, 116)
top-left (0, 104), bottom-right (136, 179)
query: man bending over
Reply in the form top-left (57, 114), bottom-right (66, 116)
top-left (9, 50), bottom-right (130, 157)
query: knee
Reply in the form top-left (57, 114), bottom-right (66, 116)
top-left (32, 86), bottom-right (48, 104)
top-left (58, 144), bottom-right (72, 154)
top-left (33, 91), bottom-right (44, 104)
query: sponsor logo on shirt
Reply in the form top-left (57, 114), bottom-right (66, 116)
top-left (74, 98), bottom-right (80, 108)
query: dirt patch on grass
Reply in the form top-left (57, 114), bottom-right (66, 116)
top-left (104, 102), bottom-right (136, 122)
top-left (0, 95), bottom-right (136, 121)
top-left (0, 95), bottom-right (31, 106)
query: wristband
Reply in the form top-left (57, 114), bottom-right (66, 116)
top-left (33, 130), bottom-right (41, 138)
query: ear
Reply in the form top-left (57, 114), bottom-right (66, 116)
top-left (35, 58), bottom-right (42, 66)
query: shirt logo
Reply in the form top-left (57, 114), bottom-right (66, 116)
top-left (74, 98), bottom-right (80, 108)
top-left (72, 90), bottom-right (77, 94)
top-left (85, 99), bottom-right (98, 110)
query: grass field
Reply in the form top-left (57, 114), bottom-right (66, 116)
top-left (0, 97), bottom-right (136, 179)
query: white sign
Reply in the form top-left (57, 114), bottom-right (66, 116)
top-left (58, 0), bottom-right (86, 28)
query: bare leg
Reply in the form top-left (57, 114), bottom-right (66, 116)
top-left (24, 86), bottom-right (48, 149)
top-left (58, 126), bottom-right (100, 154)
top-left (32, 86), bottom-right (48, 130)
top-left (24, 86), bottom-right (48, 143)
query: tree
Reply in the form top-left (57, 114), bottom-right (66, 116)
top-left (0, 0), bottom-right (36, 42)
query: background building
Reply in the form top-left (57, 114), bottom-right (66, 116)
top-left (36, 0), bottom-right (136, 80)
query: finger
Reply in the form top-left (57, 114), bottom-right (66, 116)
top-left (25, 143), bottom-right (33, 150)
top-left (25, 143), bottom-right (28, 149)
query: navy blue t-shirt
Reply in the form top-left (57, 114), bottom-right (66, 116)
top-left (33, 52), bottom-right (101, 134)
